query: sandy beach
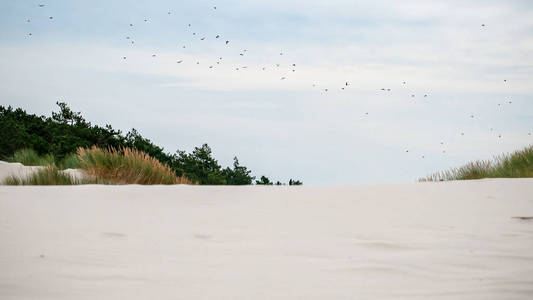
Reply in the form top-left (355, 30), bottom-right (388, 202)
top-left (1, 180), bottom-right (532, 299)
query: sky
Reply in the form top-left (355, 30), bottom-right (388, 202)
top-left (1, 0), bottom-right (532, 184)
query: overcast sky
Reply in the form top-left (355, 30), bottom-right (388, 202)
top-left (1, 0), bottom-right (532, 184)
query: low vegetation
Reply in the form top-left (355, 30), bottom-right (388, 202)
top-left (3, 166), bottom-right (100, 185)
top-left (420, 145), bottom-right (533, 181)
top-left (7, 148), bottom-right (54, 166)
top-left (1, 103), bottom-right (302, 185)
top-left (77, 147), bottom-right (192, 184)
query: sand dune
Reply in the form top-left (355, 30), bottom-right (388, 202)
top-left (1, 180), bottom-right (533, 299)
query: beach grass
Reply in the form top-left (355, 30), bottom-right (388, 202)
top-left (2, 166), bottom-right (100, 185)
top-left (420, 145), bottom-right (533, 181)
top-left (7, 148), bottom-right (55, 167)
top-left (77, 146), bottom-right (193, 184)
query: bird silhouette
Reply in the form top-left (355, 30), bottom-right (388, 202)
top-left (38, 4), bottom-right (45, 7)
top-left (177, 60), bottom-right (183, 63)
top-left (225, 40), bottom-right (229, 45)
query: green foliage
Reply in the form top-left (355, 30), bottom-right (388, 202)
top-left (1, 102), bottom-right (302, 185)
top-left (174, 144), bottom-right (226, 184)
top-left (222, 157), bottom-right (255, 185)
top-left (8, 148), bottom-right (55, 166)
top-left (421, 145), bottom-right (533, 181)
top-left (57, 153), bottom-right (81, 170)
top-left (256, 175), bottom-right (273, 185)
top-left (289, 179), bottom-right (303, 185)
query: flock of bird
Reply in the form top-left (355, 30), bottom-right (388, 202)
top-left (24, 4), bottom-right (530, 160)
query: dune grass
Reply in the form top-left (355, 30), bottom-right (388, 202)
top-left (7, 148), bottom-right (55, 166)
top-left (2, 166), bottom-right (100, 185)
top-left (3, 146), bottom-right (194, 185)
top-left (420, 145), bottom-right (533, 181)
top-left (77, 147), bottom-right (193, 184)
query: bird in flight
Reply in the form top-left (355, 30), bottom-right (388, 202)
top-left (215, 35), bottom-right (220, 38)
top-left (225, 40), bottom-right (229, 45)
top-left (177, 60), bottom-right (183, 63)
top-left (49, 16), bottom-right (53, 20)
top-left (39, 4), bottom-right (46, 7)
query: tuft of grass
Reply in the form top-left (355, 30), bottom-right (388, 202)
top-left (57, 153), bottom-right (81, 170)
top-left (420, 145), bottom-right (533, 182)
top-left (77, 146), bottom-right (193, 184)
top-left (2, 166), bottom-right (100, 185)
top-left (8, 148), bottom-right (55, 166)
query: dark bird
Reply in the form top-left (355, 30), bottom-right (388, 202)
top-left (214, 6), bottom-right (217, 9)
top-left (481, 24), bottom-right (485, 27)
top-left (152, 54), bottom-right (156, 57)
top-left (209, 66), bottom-right (213, 69)
top-left (200, 37), bottom-right (205, 40)
top-left (49, 16), bottom-right (53, 20)
top-left (193, 32), bottom-right (196, 35)
top-left (276, 64), bottom-right (280, 67)
top-left (341, 87), bottom-right (345, 90)
top-left (280, 52), bottom-right (283, 55)
top-left (262, 67), bottom-right (266, 70)
top-left (345, 82), bottom-right (349, 86)
top-left (130, 23), bottom-right (133, 27)
top-left (424, 94), bottom-right (428, 97)
top-left (411, 95), bottom-right (415, 97)
top-left (123, 56), bottom-right (126, 59)
top-left (509, 101), bottom-right (512, 104)
top-left (26, 19), bottom-right (31, 22)
top-left (365, 112), bottom-right (369, 115)
top-left (126, 36), bottom-right (130, 39)
top-left (215, 35), bottom-right (220, 38)
top-left (281, 77), bottom-right (286, 80)
top-left (182, 45), bottom-right (186, 48)
top-left (387, 89), bottom-right (391, 91)
top-left (292, 69), bottom-right (295, 72)
top-left (292, 63), bottom-right (296, 67)
top-left (144, 19), bottom-right (148, 22)
top-left (28, 33), bottom-right (32, 36)
top-left (188, 24), bottom-right (191, 27)
top-left (498, 134), bottom-right (502, 138)
top-left (39, 4), bottom-right (45, 7)
top-left (177, 60), bottom-right (183, 63)
top-left (239, 53), bottom-right (244, 56)
top-left (422, 155), bottom-right (425, 158)
top-left (403, 81), bottom-right (406, 84)
top-left (225, 40), bottom-right (229, 45)
top-left (219, 57), bottom-right (222, 60)
top-left (504, 79), bottom-right (507, 82)
top-left (406, 150), bottom-right (409, 153)
top-left (197, 62), bottom-right (200, 64)
top-left (168, 11), bottom-right (171, 15)
top-left (325, 89), bottom-right (328, 92)
top-left (470, 115), bottom-right (474, 118)
top-left (381, 88), bottom-right (385, 91)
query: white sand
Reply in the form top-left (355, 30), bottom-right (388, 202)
top-left (1, 180), bottom-right (533, 299)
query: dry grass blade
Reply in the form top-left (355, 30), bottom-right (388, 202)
top-left (77, 146), bottom-right (193, 184)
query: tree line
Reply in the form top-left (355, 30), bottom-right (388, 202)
top-left (0, 102), bottom-right (302, 185)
